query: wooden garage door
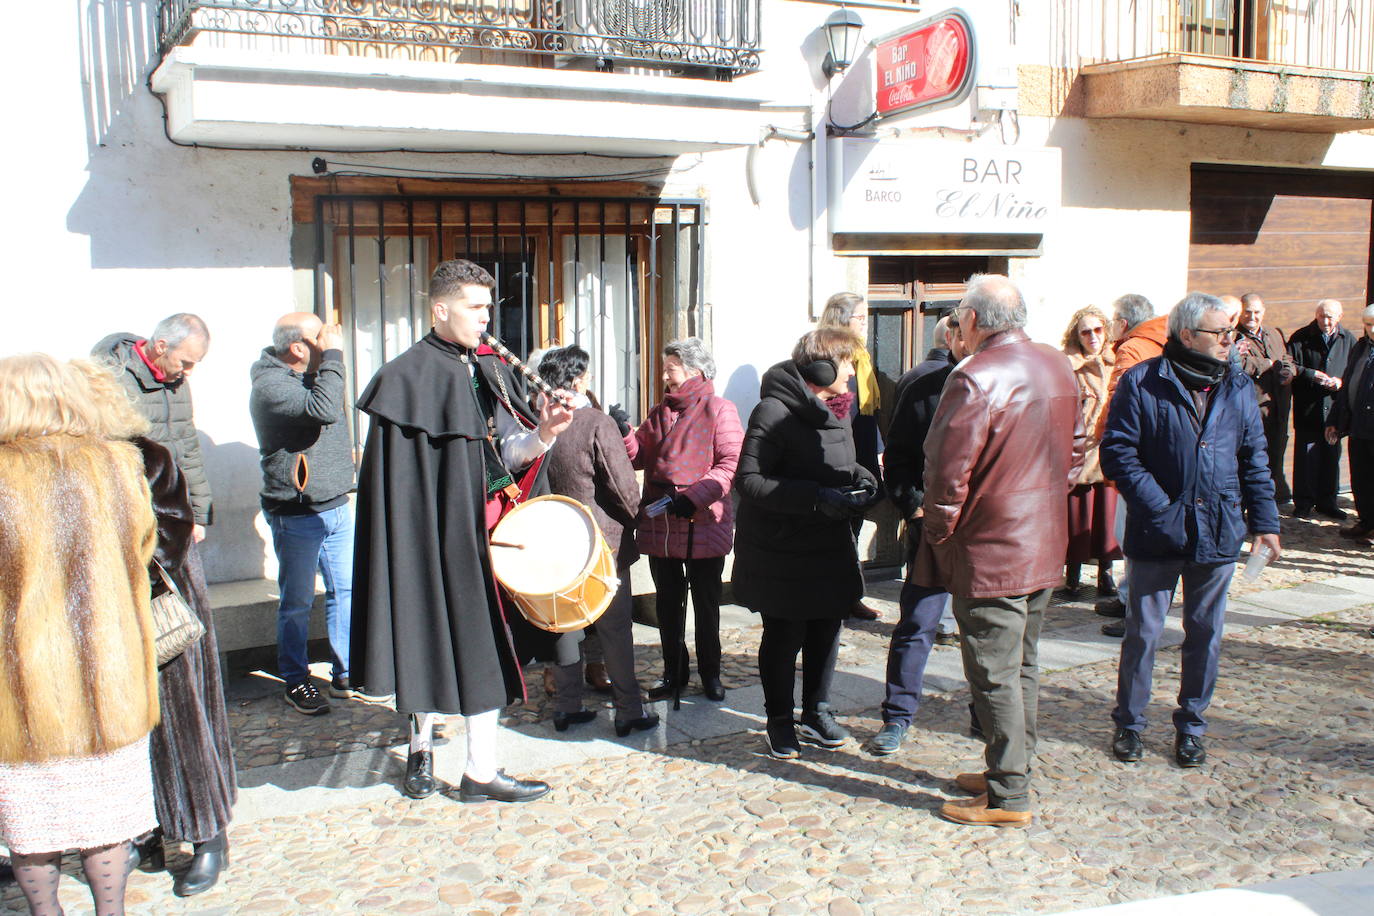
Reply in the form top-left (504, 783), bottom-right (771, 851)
top-left (1189, 165), bottom-right (1374, 335)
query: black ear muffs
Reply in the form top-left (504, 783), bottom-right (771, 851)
top-left (799, 358), bottom-right (838, 387)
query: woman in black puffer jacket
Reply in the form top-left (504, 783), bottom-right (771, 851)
top-left (733, 329), bottom-right (879, 759)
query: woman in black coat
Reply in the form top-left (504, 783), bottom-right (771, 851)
top-left (734, 329), bottom-right (879, 759)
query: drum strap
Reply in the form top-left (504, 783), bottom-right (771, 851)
top-left (461, 354), bottom-right (516, 496)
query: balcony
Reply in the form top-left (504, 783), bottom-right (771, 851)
top-left (150, 0), bottom-right (769, 153)
top-left (159, 0), bottom-right (760, 76)
top-left (1076, 0), bottom-right (1374, 132)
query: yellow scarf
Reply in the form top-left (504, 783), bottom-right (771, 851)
top-left (854, 346), bottom-right (880, 415)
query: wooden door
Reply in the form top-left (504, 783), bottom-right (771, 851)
top-left (1188, 164), bottom-right (1374, 335)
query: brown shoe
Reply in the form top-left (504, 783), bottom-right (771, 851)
top-left (849, 601), bottom-right (881, 621)
top-left (585, 662), bottom-right (612, 693)
top-left (954, 772), bottom-right (987, 794)
top-left (938, 793), bottom-right (1032, 828)
top-left (542, 668), bottom-right (556, 697)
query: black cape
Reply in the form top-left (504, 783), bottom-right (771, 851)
top-left (350, 332), bottom-right (551, 716)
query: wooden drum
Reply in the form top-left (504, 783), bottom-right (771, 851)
top-left (488, 495), bottom-right (619, 633)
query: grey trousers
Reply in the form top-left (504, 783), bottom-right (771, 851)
top-left (952, 588), bottom-right (1050, 812)
top-left (1112, 558), bottom-right (1233, 736)
top-left (553, 569), bottom-right (646, 721)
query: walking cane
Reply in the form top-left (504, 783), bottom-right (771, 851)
top-left (674, 517), bottom-right (695, 712)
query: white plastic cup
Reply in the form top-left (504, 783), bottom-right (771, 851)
top-left (1242, 545), bottom-right (1274, 582)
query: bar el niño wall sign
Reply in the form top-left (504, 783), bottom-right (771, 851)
top-left (831, 140), bottom-right (1063, 236)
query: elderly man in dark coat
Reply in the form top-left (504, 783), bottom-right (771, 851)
top-left (1325, 304), bottom-right (1374, 541)
top-left (1102, 293), bottom-right (1281, 768)
top-left (93, 315), bottom-right (235, 897)
top-left (916, 275), bottom-right (1085, 828)
top-left (1287, 299), bottom-right (1356, 518)
top-left (734, 328), bottom-right (880, 760)
top-left (351, 259), bottom-right (572, 804)
top-left (1236, 294), bottom-right (1294, 505)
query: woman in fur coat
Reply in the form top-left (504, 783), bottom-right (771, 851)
top-left (132, 434), bottom-right (237, 898)
top-left (1059, 306), bottom-right (1122, 598)
top-left (0, 354), bottom-right (161, 916)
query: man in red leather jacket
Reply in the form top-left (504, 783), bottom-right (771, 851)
top-left (916, 274), bottom-right (1086, 828)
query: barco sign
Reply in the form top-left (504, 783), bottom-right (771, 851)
top-left (831, 139), bottom-right (1062, 236)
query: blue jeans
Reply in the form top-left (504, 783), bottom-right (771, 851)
top-left (1112, 557), bottom-right (1233, 736)
top-left (880, 578), bottom-right (948, 727)
top-left (268, 506), bottom-right (353, 686)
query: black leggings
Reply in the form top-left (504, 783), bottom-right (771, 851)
top-left (757, 614), bottom-right (844, 719)
top-left (648, 556), bottom-right (724, 683)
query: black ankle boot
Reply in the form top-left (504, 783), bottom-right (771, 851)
top-left (173, 832), bottom-right (227, 897)
top-left (135, 828), bottom-right (165, 872)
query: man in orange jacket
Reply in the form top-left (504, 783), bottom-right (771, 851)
top-left (1096, 294), bottom-right (1166, 635)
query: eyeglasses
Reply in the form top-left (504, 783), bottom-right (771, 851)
top-left (1192, 326), bottom-right (1238, 341)
top-left (1078, 327), bottom-right (1105, 337)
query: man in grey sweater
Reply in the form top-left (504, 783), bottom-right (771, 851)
top-left (249, 313), bottom-right (357, 715)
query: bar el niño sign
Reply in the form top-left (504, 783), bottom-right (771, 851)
top-left (833, 140), bottom-right (1062, 235)
top-left (874, 9), bottom-right (976, 120)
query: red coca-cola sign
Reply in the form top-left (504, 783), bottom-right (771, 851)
top-left (874, 9), bottom-right (976, 120)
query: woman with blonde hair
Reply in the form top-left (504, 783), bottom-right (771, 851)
top-left (817, 292), bottom-right (884, 621)
top-left (0, 354), bottom-right (160, 916)
top-left (1059, 306), bottom-right (1122, 597)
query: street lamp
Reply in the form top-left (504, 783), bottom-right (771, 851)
top-left (822, 7), bottom-right (865, 80)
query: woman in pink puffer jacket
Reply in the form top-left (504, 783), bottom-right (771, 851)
top-left (624, 338), bottom-right (743, 703)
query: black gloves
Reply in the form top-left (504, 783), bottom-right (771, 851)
top-left (668, 494), bottom-right (697, 519)
top-left (817, 479), bottom-right (880, 520)
top-left (608, 403), bottom-right (631, 437)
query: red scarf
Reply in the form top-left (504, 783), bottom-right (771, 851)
top-left (645, 374), bottom-right (716, 489)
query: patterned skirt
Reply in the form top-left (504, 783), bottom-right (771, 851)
top-left (0, 736), bottom-right (156, 854)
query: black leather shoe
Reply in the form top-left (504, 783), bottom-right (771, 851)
top-left (646, 680), bottom-right (679, 702)
top-left (403, 750), bottom-right (437, 799)
top-left (459, 770), bottom-right (551, 803)
top-left (1175, 733), bottom-right (1206, 767)
top-left (173, 833), bottom-right (227, 898)
top-left (1112, 727), bottom-right (1143, 762)
top-left (702, 678), bottom-right (726, 701)
top-left (1095, 597), bottom-right (1126, 618)
top-left (614, 713), bottom-right (660, 737)
top-left (553, 709), bottom-right (597, 732)
top-left (1101, 621), bottom-right (1126, 638)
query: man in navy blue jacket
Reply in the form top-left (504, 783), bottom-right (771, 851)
top-left (1101, 292), bottom-right (1282, 768)
top-left (870, 316), bottom-right (961, 756)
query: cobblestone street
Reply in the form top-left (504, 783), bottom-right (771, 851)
top-left (4, 515), bottom-right (1372, 915)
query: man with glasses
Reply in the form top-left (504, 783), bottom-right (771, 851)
top-left (915, 275), bottom-right (1084, 827)
top-left (1287, 299), bottom-right (1356, 519)
top-left (1101, 293), bottom-right (1281, 768)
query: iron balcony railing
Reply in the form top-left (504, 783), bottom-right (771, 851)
top-left (158, 0), bottom-right (761, 77)
top-left (1084, 0), bottom-right (1374, 73)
